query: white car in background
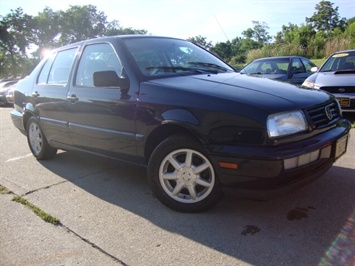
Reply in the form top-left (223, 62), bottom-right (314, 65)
top-left (0, 79), bottom-right (20, 106)
top-left (303, 50), bottom-right (355, 112)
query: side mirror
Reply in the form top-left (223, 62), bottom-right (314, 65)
top-left (311, 66), bottom-right (318, 72)
top-left (93, 70), bottom-right (130, 90)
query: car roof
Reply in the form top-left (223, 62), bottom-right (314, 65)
top-left (252, 56), bottom-right (307, 61)
top-left (332, 49), bottom-right (355, 54)
top-left (51, 35), bottom-right (184, 51)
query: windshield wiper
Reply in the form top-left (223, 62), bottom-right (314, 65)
top-left (146, 66), bottom-right (217, 74)
top-left (187, 61), bottom-right (229, 72)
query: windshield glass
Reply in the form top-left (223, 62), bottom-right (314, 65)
top-left (122, 37), bottom-right (234, 77)
top-left (320, 51), bottom-right (355, 72)
top-left (241, 58), bottom-right (289, 74)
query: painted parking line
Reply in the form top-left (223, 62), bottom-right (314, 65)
top-left (5, 153), bottom-right (32, 163)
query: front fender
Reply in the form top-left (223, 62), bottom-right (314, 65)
top-left (161, 109), bottom-right (199, 126)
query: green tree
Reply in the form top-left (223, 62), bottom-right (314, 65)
top-left (0, 8), bottom-right (35, 78)
top-left (275, 23), bottom-right (299, 44)
top-left (210, 41), bottom-right (233, 61)
top-left (58, 5), bottom-right (108, 44)
top-left (347, 17), bottom-right (355, 25)
top-left (306, 0), bottom-right (347, 32)
top-left (242, 21), bottom-right (271, 46)
top-left (0, 5), bottom-right (148, 78)
top-left (105, 20), bottom-right (147, 36)
top-left (33, 7), bottom-right (61, 49)
top-left (187, 35), bottom-right (212, 50)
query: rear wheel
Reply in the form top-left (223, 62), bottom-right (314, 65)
top-left (26, 117), bottom-right (57, 160)
top-left (148, 134), bottom-right (223, 212)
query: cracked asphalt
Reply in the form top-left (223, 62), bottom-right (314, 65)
top-left (1, 107), bottom-right (354, 266)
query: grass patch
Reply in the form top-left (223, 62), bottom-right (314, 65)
top-left (232, 64), bottom-right (245, 71)
top-left (0, 185), bottom-right (11, 194)
top-left (311, 58), bottom-right (326, 67)
top-left (12, 196), bottom-right (60, 225)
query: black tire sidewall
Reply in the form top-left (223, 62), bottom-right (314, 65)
top-left (26, 117), bottom-right (57, 160)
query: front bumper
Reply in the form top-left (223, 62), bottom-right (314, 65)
top-left (207, 118), bottom-right (351, 199)
top-left (333, 93), bottom-right (355, 112)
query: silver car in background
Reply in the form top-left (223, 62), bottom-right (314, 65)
top-left (303, 50), bottom-right (355, 112)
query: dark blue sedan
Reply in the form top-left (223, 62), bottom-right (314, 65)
top-left (240, 56), bottom-right (317, 84)
top-left (10, 36), bottom-right (351, 212)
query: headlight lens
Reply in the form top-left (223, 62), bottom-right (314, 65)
top-left (302, 80), bottom-right (320, 89)
top-left (267, 111), bottom-right (308, 138)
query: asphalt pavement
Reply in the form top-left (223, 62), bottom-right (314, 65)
top-left (1, 107), bottom-right (354, 266)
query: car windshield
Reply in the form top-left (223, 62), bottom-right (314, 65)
top-left (320, 51), bottom-right (355, 72)
top-left (240, 58), bottom-right (289, 75)
top-left (122, 37), bottom-right (234, 77)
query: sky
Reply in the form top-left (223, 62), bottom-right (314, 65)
top-left (0, 0), bottom-right (354, 44)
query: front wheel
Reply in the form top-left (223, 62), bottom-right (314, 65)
top-left (26, 117), bottom-right (57, 160)
top-left (148, 134), bottom-right (223, 212)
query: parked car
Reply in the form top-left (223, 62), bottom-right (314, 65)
top-left (240, 56), bottom-right (317, 84)
top-left (11, 36), bottom-right (351, 212)
top-left (0, 78), bottom-right (19, 106)
top-left (303, 50), bottom-right (355, 112)
top-left (5, 84), bottom-right (17, 104)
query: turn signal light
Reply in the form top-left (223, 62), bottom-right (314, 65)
top-left (219, 162), bottom-right (238, 170)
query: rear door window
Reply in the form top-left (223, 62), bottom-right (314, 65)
top-left (37, 48), bottom-right (77, 85)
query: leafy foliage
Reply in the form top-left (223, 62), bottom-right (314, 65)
top-left (306, 0), bottom-right (347, 32)
top-left (209, 1), bottom-right (354, 65)
top-left (0, 1), bottom-right (354, 78)
top-left (0, 5), bottom-right (147, 78)
top-left (0, 8), bottom-right (36, 77)
top-left (187, 35), bottom-right (212, 50)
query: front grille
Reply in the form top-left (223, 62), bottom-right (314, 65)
top-left (320, 86), bottom-right (355, 93)
top-left (305, 101), bottom-right (340, 129)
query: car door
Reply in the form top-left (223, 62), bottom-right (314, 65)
top-left (33, 47), bottom-right (78, 145)
top-left (67, 42), bottom-right (137, 159)
top-left (289, 58), bottom-right (311, 84)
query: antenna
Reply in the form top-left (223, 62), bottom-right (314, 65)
top-left (214, 14), bottom-right (229, 41)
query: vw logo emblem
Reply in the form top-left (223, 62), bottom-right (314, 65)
top-left (325, 105), bottom-right (333, 120)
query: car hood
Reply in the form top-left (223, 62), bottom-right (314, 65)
top-left (147, 73), bottom-right (332, 113)
top-left (314, 71), bottom-right (355, 87)
top-left (244, 73), bottom-right (287, 80)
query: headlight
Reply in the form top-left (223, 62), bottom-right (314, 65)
top-left (267, 111), bottom-right (308, 138)
top-left (302, 80), bottom-right (320, 89)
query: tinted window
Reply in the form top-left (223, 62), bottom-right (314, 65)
top-left (301, 58), bottom-right (316, 72)
top-left (242, 58), bottom-right (289, 74)
top-left (123, 38), bottom-right (233, 76)
top-left (37, 54), bottom-right (55, 84)
top-left (75, 43), bottom-right (122, 87)
top-left (321, 51), bottom-right (355, 71)
top-left (291, 58), bottom-right (305, 74)
top-left (37, 48), bottom-right (77, 85)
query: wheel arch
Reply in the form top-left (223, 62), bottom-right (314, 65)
top-left (144, 122), bottom-right (203, 163)
top-left (22, 104), bottom-right (37, 131)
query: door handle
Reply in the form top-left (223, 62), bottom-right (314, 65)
top-left (67, 94), bottom-right (78, 103)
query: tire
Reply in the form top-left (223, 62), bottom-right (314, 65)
top-left (26, 117), bottom-right (57, 160)
top-left (148, 134), bottom-right (223, 212)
